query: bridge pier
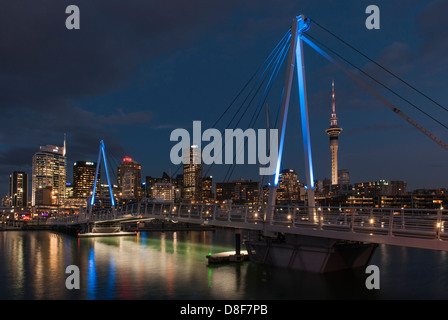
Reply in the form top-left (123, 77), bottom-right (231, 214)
top-left (235, 230), bottom-right (241, 256)
top-left (245, 234), bottom-right (377, 273)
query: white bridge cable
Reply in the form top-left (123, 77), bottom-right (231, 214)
top-left (301, 34), bottom-right (448, 152)
top-left (223, 33), bottom-right (291, 131)
top-left (304, 33), bottom-right (448, 131)
top-left (311, 19), bottom-right (448, 114)
top-left (223, 36), bottom-right (291, 181)
top-left (203, 32), bottom-right (291, 178)
top-left (212, 29), bottom-right (291, 128)
top-left (170, 30), bottom-right (291, 180)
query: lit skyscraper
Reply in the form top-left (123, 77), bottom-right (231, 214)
top-left (31, 137), bottom-right (67, 206)
top-left (215, 179), bottom-right (259, 205)
top-left (73, 161), bottom-right (99, 198)
top-left (202, 176), bottom-right (213, 202)
top-left (151, 182), bottom-right (175, 202)
top-left (277, 169), bottom-right (300, 204)
top-left (10, 171), bottom-right (28, 207)
top-left (325, 80), bottom-right (343, 185)
top-left (117, 157), bottom-right (142, 200)
top-left (182, 145), bottom-right (202, 202)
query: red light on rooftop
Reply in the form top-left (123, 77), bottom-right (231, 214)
top-left (123, 157), bottom-right (133, 162)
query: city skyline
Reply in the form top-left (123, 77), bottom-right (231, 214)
top-left (2, 98), bottom-right (448, 204)
top-left (4, 133), bottom-right (447, 207)
top-left (1, 1), bottom-right (448, 198)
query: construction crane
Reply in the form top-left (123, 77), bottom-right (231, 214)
top-left (392, 107), bottom-right (448, 152)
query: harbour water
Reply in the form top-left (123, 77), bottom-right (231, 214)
top-left (1, 229), bottom-right (448, 300)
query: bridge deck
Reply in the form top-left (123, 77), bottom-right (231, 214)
top-left (48, 202), bottom-right (448, 251)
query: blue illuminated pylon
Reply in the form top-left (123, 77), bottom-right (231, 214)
top-left (270, 14), bottom-right (316, 209)
top-left (90, 140), bottom-right (115, 211)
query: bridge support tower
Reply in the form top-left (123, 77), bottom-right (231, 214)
top-left (246, 234), bottom-right (377, 273)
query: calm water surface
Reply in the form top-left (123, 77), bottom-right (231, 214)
top-left (1, 229), bottom-right (448, 300)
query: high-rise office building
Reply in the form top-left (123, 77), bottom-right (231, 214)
top-left (73, 161), bottom-right (99, 198)
top-left (354, 180), bottom-right (407, 196)
top-left (31, 138), bottom-right (67, 206)
top-left (118, 157), bottom-right (142, 200)
top-left (202, 176), bottom-right (213, 202)
top-left (35, 186), bottom-right (53, 206)
top-left (338, 169), bottom-right (350, 186)
top-left (10, 171), bottom-right (28, 207)
top-left (182, 145), bottom-right (202, 202)
top-left (215, 179), bottom-right (259, 205)
top-left (276, 169), bottom-right (300, 204)
top-left (325, 80), bottom-right (343, 185)
top-left (151, 182), bottom-right (175, 202)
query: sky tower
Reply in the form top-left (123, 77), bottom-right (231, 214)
top-left (325, 80), bottom-right (343, 185)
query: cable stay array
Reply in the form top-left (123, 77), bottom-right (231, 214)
top-left (172, 15), bottom-right (448, 186)
top-left (171, 29), bottom-right (292, 181)
top-left (304, 19), bottom-right (448, 151)
top-left (311, 20), bottom-right (448, 115)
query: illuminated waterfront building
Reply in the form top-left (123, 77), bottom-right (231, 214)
top-left (276, 169), bottom-right (300, 204)
top-left (182, 145), bottom-right (202, 202)
top-left (354, 180), bottom-right (407, 196)
top-left (35, 186), bottom-right (53, 206)
top-left (117, 157), bottom-right (142, 200)
top-left (215, 179), bottom-right (259, 205)
top-left (202, 176), bottom-right (213, 202)
top-left (73, 161), bottom-right (99, 198)
top-left (65, 182), bottom-right (73, 198)
top-left (93, 183), bottom-right (119, 209)
top-left (31, 138), bottom-right (67, 206)
top-left (9, 171), bottom-right (28, 207)
top-left (151, 182), bottom-right (175, 202)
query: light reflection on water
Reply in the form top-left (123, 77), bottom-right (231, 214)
top-left (1, 230), bottom-right (448, 299)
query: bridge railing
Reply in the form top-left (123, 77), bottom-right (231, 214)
top-left (137, 202), bottom-right (265, 223)
top-left (60, 202), bottom-right (448, 241)
top-left (268, 205), bottom-right (448, 239)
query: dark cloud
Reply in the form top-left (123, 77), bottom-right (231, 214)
top-left (417, 0), bottom-right (448, 77)
top-left (0, 0), bottom-right (447, 196)
top-left (0, 0), bottom-right (243, 185)
top-left (0, 0), bottom-right (255, 112)
top-left (344, 123), bottom-right (406, 136)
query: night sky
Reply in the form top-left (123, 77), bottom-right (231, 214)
top-left (1, 0), bottom-right (448, 197)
